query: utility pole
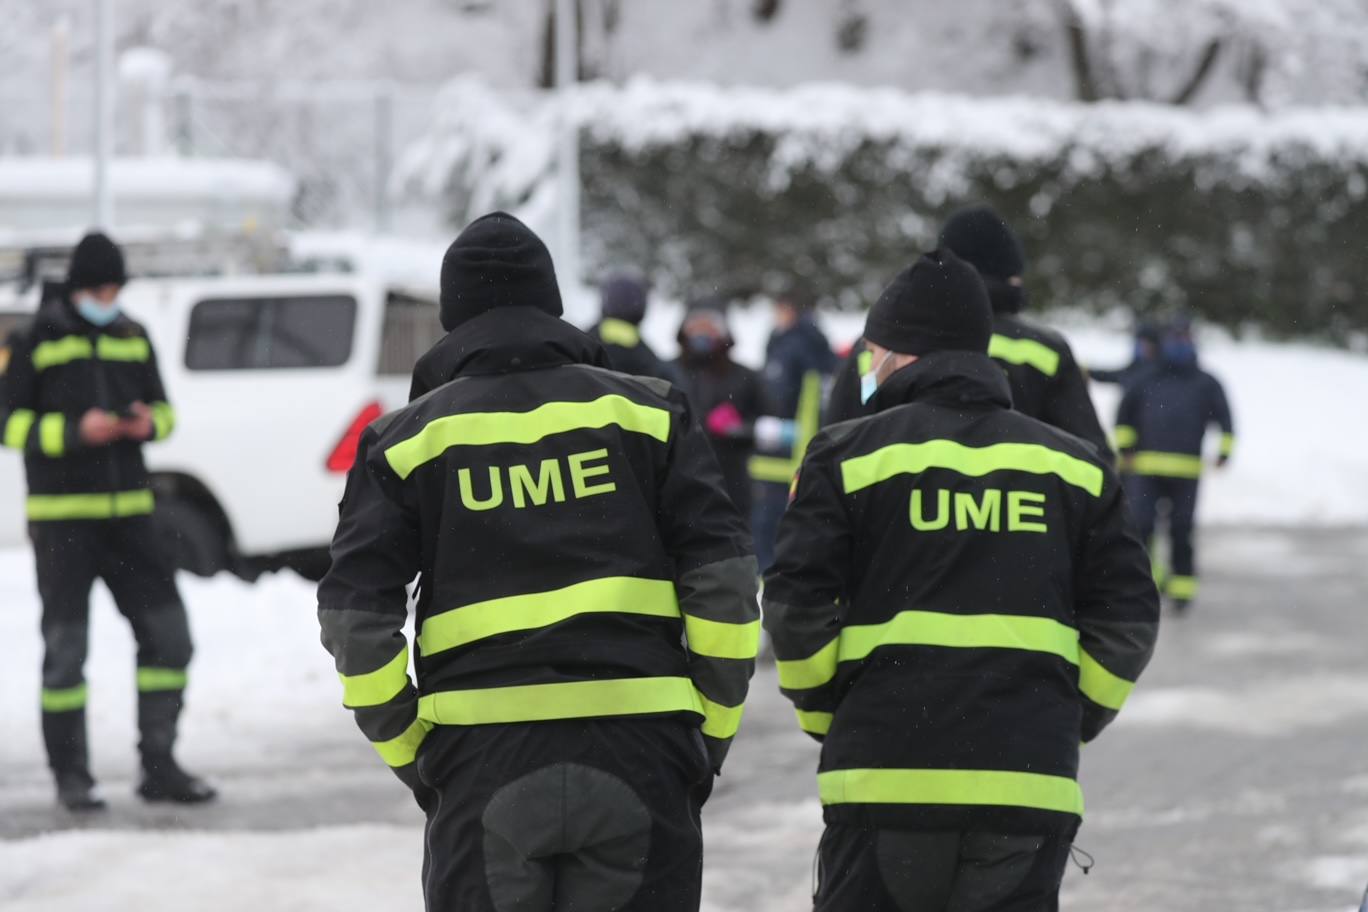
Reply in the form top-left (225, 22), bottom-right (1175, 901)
top-left (555, 0), bottom-right (581, 315)
top-left (51, 17), bottom-right (70, 155)
top-left (93, 0), bottom-right (115, 229)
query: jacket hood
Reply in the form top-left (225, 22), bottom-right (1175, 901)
top-left (869, 349), bottom-right (1013, 413)
top-left (408, 306), bottom-right (611, 401)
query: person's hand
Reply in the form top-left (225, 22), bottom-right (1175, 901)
top-left (118, 401), bottom-right (155, 442)
top-left (78, 409), bottom-right (121, 446)
top-left (705, 402), bottom-right (745, 438)
top-left (1118, 453), bottom-right (1136, 474)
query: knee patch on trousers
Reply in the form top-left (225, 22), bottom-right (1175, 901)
top-left (41, 623), bottom-right (90, 690)
top-left (481, 762), bottom-right (652, 912)
top-left (138, 607), bottom-right (194, 670)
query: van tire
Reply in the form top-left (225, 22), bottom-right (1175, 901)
top-left (157, 496), bottom-right (230, 577)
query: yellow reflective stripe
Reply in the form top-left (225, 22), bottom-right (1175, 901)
top-left (95, 335), bottom-right (150, 362)
top-left (989, 334), bottom-right (1060, 377)
top-left (339, 647), bottom-right (410, 708)
top-left (1132, 451), bottom-right (1203, 478)
top-left (1167, 575), bottom-right (1198, 600)
top-left (385, 395), bottom-right (671, 480)
top-left (39, 413), bottom-right (65, 457)
top-left (598, 318), bottom-right (641, 348)
top-left (26, 489), bottom-right (155, 521)
top-left (776, 636), bottom-right (840, 691)
top-left (841, 440), bottom-right (1103, 497)
top-left (840, 610), bottom-right (1080, 666)
top-left (685, 615), bottom-right (761, 660)
top-left (41, 684), bottom-right (88, 712)
top-left (857, 349), bottom-right (873, 375)
top-left (1078, 649), bottom-right (1134, 711)
top-left (419, 576), bottom-right (679, 657)
top-left (1220, 433), bottom-right (1235, 457)
top-left (136, 667), bottom-right (187, 692)
top-left (151, 402), bottom-right (175, 440)
top-left (372, 717), bottom-right (432, 767)
top-left (32, 336), bottom-right (93, 371)
top-left (698, 692), bottom-right (745, 740)
top-left (1113, 425), bottom-right (1137, 450)
top-left (748, 454), bottom-right (795, 483)
top-left (4, 409), bottom-right (35, 449)
top-left (796, 709), bottom-right (832, 736)
top-left (418, 676), bottom-right (703, 726)
top-left (818, 768), bottom-right (1084, 816)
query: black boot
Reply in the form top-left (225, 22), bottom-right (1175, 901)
top-left (137, 690), bottom-right (216, 804)
top-left (43, 707), bottom-right (106, 811)
top-left (138, 752), bottom-right (218, 804)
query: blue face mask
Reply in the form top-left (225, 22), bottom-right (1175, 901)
top-left (1161, 338), bottom-right (1197, 367)
top-left (75, 295), bottom-right (121, 327)
top-left (859, 351), bottom-right (893, 405)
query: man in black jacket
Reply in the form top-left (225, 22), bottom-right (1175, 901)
top-left (591, 272), bottom-right (676, 383)
top-left (765, 249), bottom-right (1159, 911)
top-left (1115, 319), bottom-right (1234, 612)
top-left (319, 212), bottom-right (759, 912)
top-left (0, 232), bottom-right (215, 810)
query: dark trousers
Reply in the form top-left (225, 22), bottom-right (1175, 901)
top-left (31, 516), bottom-right (193, 776)
top-left (415, 717), bottom-right (712, 912)
top-left (752, 480), bottom-right (789, 573)
top-left (1125, 475), bottom-right (1201, 597)
top-left (815, 825), bottom-right (1072, 912)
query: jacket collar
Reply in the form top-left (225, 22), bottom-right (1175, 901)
top-left (870, 349), bottom-right (1013, 413)
top-left (409, 306), bottom-right (611, 401)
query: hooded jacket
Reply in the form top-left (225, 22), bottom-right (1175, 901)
top-left (764, 350), bottom-right (1158, 834)
top-left (1115, 354), bottom-right (1234, 477)
top-left (0, 294), bottom-right (174, 520)
top-left (320, 306), bottom-right (760, 787)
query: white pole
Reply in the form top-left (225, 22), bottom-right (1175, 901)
top-left (51, 17), bottom-right (70, 156)
top-left (93, 0), bottom-right (115, 229)
top-left (554, 0), bottom-right (581, 314)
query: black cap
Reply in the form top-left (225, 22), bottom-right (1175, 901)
top-left (66, 232), bottom-right (127, 291)
top-left (863, 249), bottom-right (991, 356)
top-left (439, 211), bottom-right (563, 331)
top-left (600, 273), bottom-right (648, 324)
top-left (938, 204), bottom-right (1025, 281)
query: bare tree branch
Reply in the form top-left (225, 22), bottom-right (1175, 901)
top-left (1059, 0), bottom-right (1100, 102)
top-left (1169, 37), bottom-right (1223, 105)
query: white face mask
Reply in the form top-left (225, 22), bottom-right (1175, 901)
top-left (859, 350), bottom-right (894, 405)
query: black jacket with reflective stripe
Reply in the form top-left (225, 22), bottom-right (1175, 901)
top-left (320, 307), bottom-right (758, 777)
top-left (764, 351), bottom-right (1158, 834)
top-left (0, 296), bottom-right (171, 503)
top-left (1116, 360), bottom-right (1233, 460)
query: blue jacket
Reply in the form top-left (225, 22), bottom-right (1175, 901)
top-left (762, 316), bottom-right (835, 420)
top-left (1116, 360), bottom-right (1233, 477)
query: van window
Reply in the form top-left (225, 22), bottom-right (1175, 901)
top-left (378, 291), bottom-right (443, 376)
top-left (186, 295), bottom-right (356, 370)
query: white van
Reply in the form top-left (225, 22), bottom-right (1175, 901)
top-left (1, 261), bottom-right (443, 581)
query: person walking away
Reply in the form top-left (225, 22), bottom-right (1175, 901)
top-left (319, 212), bottom-right (760, 911)
top-left (750, 285), bottom-right (835, 571)
top-left (0, 232), bottom-right (215, 811)
top-left (1115, 318), bottom-right (1234, 613)
top-left (939, 204), bottom-right (1113, 462)
top-left (673, 300), bottom-right (765, 520)
top-left (591, 271), bottom-right (677, 383)
top-left (764, 249), bottom-right (1159, 911)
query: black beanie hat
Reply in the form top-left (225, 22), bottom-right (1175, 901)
top-left (66, 231), bottom-right (127, 291)
top-left (439, 211), bottom-right (563, 331)
top-left (863, 249), bottom-right (992, 356)
top-left (938, 204), bottom-right (1025, 281)
top-left (600, 273), bottom-right (648, 325)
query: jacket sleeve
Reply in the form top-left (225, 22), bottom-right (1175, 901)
top-left (141, 335), bottom-right (176, 442)
top-left (761, 433), bottom-right (852, 742)
top-left (656, 391), bottom-right (759, 773)
top-left (1043, 345), bottom-right (1114, 463)
top-left (1075, 468), bottom-right (1161, 741)
top-left (1114, 383), bottom-right (1141, 456)
top-left (1207, 375), bottom-right (1235, 459)
top-left (0, 330), bottom-right (84, 458)
top-left (317, 428), bottom-right (429, 790)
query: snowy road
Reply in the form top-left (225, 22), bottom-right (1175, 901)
top-left (3, 530), bottom-right (1367, 911)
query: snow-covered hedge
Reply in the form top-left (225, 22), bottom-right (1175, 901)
top-left (399, 78), bottom-right (1368, 338)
